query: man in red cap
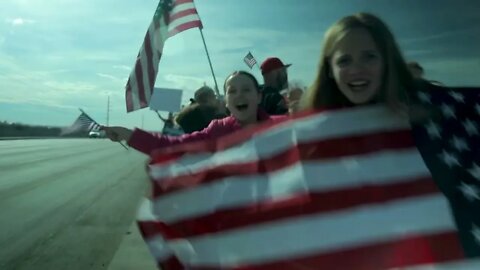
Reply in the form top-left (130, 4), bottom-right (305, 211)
top-left (260, 57), bottom-right (291, 115)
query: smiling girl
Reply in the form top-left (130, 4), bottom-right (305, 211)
top-left (104, 71), bottom-right (287, 155)
top-left (303, 13), bottom-right (417, 111)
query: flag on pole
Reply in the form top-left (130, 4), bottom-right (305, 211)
top-left (243, 51), bottom-right (257, 69)
top-left (125, 0), bottom-right (203, 113)
top-left (138, 87), bottom-right (480, 269)
top-left (61, 112), bottom-right (100, 135)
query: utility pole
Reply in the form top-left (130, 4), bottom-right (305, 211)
top-left (106, 95), bottom-right (110, 126)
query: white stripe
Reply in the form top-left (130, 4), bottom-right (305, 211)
top-left (137, 198), bottom-right (158, 221)
top-left (170, 2), bottom-right (196, 18)
top-left (147, 149), bottom-right (430, 224)
top-left (148, 22), bottom-right (160, 73)
top-left (398, 259), bottom-right (480, 270)
top-left (150, 105), bottom-right (411, 179)
top-left (145, 235), bottom-right (174, 262)
top-left (128, 59), bottom-right (141, 111)
top-left (168, 14), bottom-right (201, 36)
top-left (163, 195), bottom-right (455, 267)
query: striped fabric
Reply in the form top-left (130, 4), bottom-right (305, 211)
top-left (61, 112), bottom-right (100, 135)
top-left (244, 51), bottom-right (257, 69)
top-left (137, 105), bottom-right (479, 269)
top-left (125, 0), bottom-right (202, 112)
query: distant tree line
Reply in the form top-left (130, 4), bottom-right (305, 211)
top-left (0, 121), bottom-right (88, 138)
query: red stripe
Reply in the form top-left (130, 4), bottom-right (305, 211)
top-left (150, 109), bottom-right (343, 159)
top-left (133, 54), bottom-right (147, 108)
top-left (151, 130), bottom-right (416, 197)
top-left (125, 81), bottom-right (134, 112)
top-left (144, 232), bottom-right (465, 269)
top-left (143, 29), bottom-right (156, 97)
top-left (169, 20), bottom-right (203, 37)
top-left (174, 0), bottom-right (194, 5)
top-left (140, 176), bottom-right (438, 239)
top-left (187, 231), bottom-right (465, 270)
top-left (158, 256), bottom-right (185, 270)
top-left (170, 8), bottom-right (199, 22)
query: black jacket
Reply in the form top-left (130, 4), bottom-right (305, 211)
top-left (260, 86), bottom-right (288, 115)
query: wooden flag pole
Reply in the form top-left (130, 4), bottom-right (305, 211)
top-left (199, 28), bottom-right (220, 97)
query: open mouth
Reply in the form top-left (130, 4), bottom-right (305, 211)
top-left (348, 80), bottom-right (370, 92)
top-left (235, 104), bottom-right (249, 111)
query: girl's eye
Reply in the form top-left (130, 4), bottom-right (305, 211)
top-left (336, 56), bottom-right (351, 67)
top-left (364, 52), bottom-right (379, 62)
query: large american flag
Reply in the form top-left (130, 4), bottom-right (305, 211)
top-left (137, 86), bottom-right (480, 269)
top-left (125, 0), bottom-right (203, 112)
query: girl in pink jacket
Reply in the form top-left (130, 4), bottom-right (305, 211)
top-left (104, 71), bottom-right (287, 155)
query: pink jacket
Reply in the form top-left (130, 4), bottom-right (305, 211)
top-left (127, 110), bottom-right (287, 155)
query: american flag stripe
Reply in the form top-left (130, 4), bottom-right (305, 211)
top-left (61, 112), bottom-right (100, 135)
top-left (149, 147), bottom-right (428, 223)
top-left (141, 195), bottom-right (459, 268)
top-left (139, 176), bottom-right (437, 239)
top-left (404, 259), bottom-right (480, 270)
top-left (183, 232), bottom-right (462, 270)
top-left (126, 0), bottom-right (202, 112)
top-left (138, 105), bottom-right (472, 268)
top-left (150, 131), bottom-right (420, 197)
top-left (150, 240), bottom-right (480, 270)
top-left (149, 106), bottom-right (412, 179)
top-left (244, 52), bottom-right (257, 69)
top-left (169, 6), bottom-right (199, 22)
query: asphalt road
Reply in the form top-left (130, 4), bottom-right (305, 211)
top-left (0, 139), bottom-right (150, 270)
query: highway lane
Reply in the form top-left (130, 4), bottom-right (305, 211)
top-left (0, 139), bottom-right (151, 270)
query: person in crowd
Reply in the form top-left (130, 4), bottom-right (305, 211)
top-left (408, 61), bottom-right (445, 86)
top-left (259, 57), bottom-right (291, 115)
top-left (191, 86), bottom-right (217, 106)
top-left (156, 112), bottom-right (175, 129)
top-left (286, 85), bottom-right (304, 114)
top-left (103, 70), bottom-right (287, 155)
top-left (301, 12), bottom-right (478, 257)
top-left (174, 103), bottom-right (225, 133)
top-left (407, 61), bottom-right (425, 79)
top-left (191, 85), bottom-right (228, 116)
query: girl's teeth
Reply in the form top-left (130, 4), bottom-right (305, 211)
top-left (350, 81), bottom-right (367, 86)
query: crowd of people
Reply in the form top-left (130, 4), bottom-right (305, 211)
top-left (100, 11), bottom-right (478, 264)
top-left (102, 11), bottom-right (453, 158)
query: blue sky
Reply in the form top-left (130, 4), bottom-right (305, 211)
top-left (1, 0), bottom-right (479, 130)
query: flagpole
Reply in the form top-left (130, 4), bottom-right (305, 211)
top-left (199, 28), bottom-right (220, 96)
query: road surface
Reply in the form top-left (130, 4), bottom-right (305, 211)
top-left (0, 139), bottom-right (153, 270)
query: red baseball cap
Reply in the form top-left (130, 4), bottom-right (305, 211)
top-left (260, 57), bottom-right (291, 75)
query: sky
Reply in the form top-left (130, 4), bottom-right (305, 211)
top-left (0, 0), bottom-right (479, 130)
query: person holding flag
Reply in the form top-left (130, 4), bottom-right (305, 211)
top-left (139, 12), bottom-right (479, 270)
top-left (302, 12), bottom-right (480, 259)
top-left (104, 71), bottom-right (287, 155)
top-left (259, 57), bottom-right (291, 115)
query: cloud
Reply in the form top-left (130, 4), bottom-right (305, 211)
top-left (96, 73), bottom-right (124, 82)
top-left (113, 65), bottom-right (131, 71)
top-left (421, 57), bottom-right (480, 86)
top-left (400, 26), bottom-right (480, 45)
top-left (6, 17), bottom-right (36, 26)
top-left (162, 73), bottom-right (215, 99)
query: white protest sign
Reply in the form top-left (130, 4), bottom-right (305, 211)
top-left (149, 88), bottom-right (183, 112)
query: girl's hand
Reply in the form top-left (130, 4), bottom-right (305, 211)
top-left (101, 126), bottom-right (133, 142)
